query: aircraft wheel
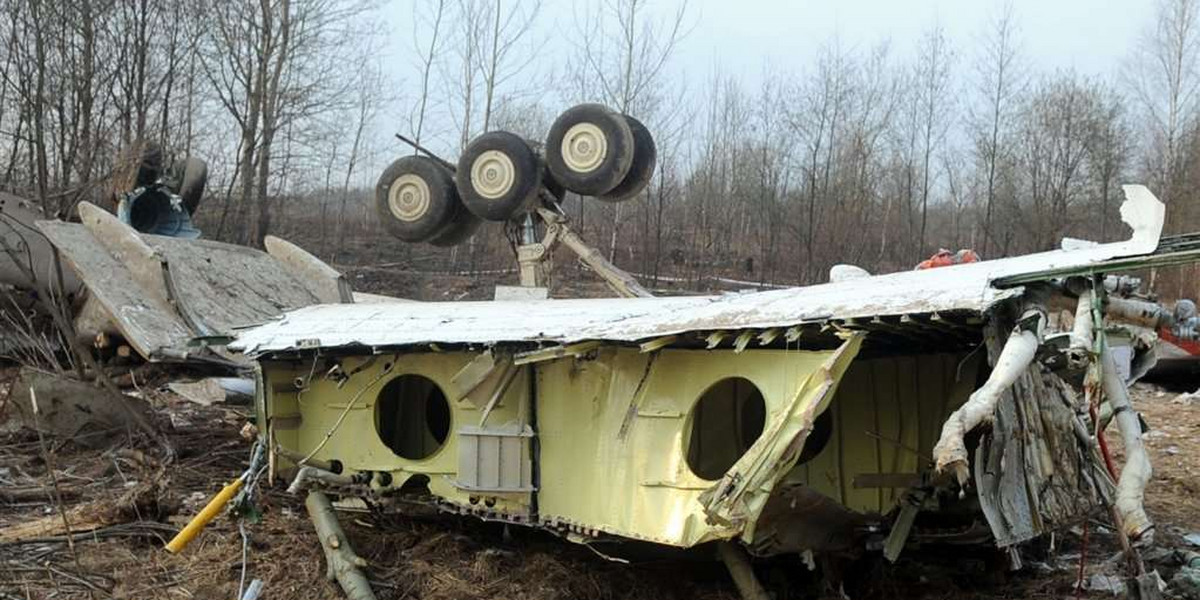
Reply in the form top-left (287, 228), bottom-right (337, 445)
top-left (597, 114), bottom-right (656, 202)
top-left (545, 103), bottom-right (634, 196)
top-left (375, 156), bottom-right (459, 242)
top-left (456, 131), bottom-right (542, 221)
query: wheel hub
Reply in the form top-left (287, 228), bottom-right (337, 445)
top-left (388, 174), bottom-right (431, 222)
top-left (562, 122), bottom-right (607, 173)
top-left (471, 150), bottom-right (517, 200)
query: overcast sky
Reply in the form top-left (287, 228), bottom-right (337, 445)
top-left (676, 0), bottom-right (1142, 77)
top-left (372, 0), bottom-right (1151, 164)
top-left (382, 0), bottom-right (1147, 82)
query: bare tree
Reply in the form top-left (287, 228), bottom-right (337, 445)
top-left (1086, 87), bottom-right (1133, 241)
top-left (912, 24), bottom-right (955, 255)
top-left (1014, 72), bottom-right (1101, 251)
top-left (788, 41), bottom-right (852, 281)
top-left (200, 0), bottom-right (372, 245)
top-left (3, 0), bottom-right (1200, 303)
top-left (336, 59), bottom-right (386, 257)
top-left (479, 0), bottom-right (542, 132)
top-left (844, 43), bottom-right (899, 267)
top-left (445, 0), bottom-right (486, 151)
top-left (411, 0), bottom-right (447, 147)
top-left (743, 70), bottom-right (789, 285)
top-left (970, 1), bottom-right (1024, 255)
top-left (569, 0), bottom-right (690, 262)
top-left (1130, 0), bottom-right (1200, 214)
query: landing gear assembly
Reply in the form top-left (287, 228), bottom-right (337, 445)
top-left (374, 103), bottom-right (658, 297)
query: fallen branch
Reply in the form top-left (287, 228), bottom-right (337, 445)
top-left (716, 541), bottom-right (770, 600)
top-left (0, 480), bottom-right (161, 544)
top-left (0, 482), bottom-right (83, 502)
top-left (306, 490), bottom-right (378, 600)
top-left (1, 521), bottom-right (178, 546)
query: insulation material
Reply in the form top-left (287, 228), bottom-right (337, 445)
top-left (932, 309), bottom-right (1045, 483)
top-left (957, 312), bottom-right (1117, 548)
top-left (973, 363), bottom-right (1114, 547)
top-left (1101, 347), bottom-right (1155, 542)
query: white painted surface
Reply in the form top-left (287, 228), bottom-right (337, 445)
top-left (494, 285), bottom-right (550, 301)
top-left (232, 186), bottom-right (1165, 354)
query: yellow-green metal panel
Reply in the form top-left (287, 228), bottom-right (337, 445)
top-left (535, 346), bottom-right (848, 547)
top-left (261, 345), bottom-right (980, 545)
top-left (786, 352), bottom-right (978, 514)
top-left (265, 353), bottom-right (531, 514)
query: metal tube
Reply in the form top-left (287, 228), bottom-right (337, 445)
top-left (933, 307), bottom-right (1044, 485)
top-left (1099, 346), bottom-right (1155, 543)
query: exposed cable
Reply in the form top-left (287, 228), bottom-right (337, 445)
top-left (1074, 521), bottom-right (1090, 600)
top-left (1090, 402), bottom-right (1118, 479)
top-left (294, 352), bottom-right (321, 406)
top-left (297, 358), bottom-right (396, 466)
top-left (238, 520), bottom-right (250, 599)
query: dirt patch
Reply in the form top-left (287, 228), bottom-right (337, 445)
top-left (1125, 383), bottom-right (1200, 549)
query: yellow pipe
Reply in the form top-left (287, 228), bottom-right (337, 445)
top-left (164, 478), bottom-right (244, 554)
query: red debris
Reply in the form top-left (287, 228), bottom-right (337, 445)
top-left (916, 249), bottom-right (980, 270)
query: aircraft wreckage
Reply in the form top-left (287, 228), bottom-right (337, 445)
top-left (238, 184), bottom-right (1178, 559)
top-left (234, 102), bottom-right (1197, 598)
top-left (4, 103), bottom-right (1199, 600)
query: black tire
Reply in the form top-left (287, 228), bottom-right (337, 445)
top-left (375, 156), bottom-right (458, 243)
top-left (427, 205), bottom-right (482, 247)
top-left (598, 115), bottom-right (656, 202)
top-left (136, 143), bottom-right (163, 187)
top-left (544, 103), bottom-right (634, 196)
top-left (542, 162), bottom-right (566, 202)
top-left (456, 131), bottom-right (541, 221)
top-left (167, 157), bottom-right (208, 214)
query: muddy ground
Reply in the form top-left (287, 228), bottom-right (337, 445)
top-left (1, 370), bottom-right (1198, 599)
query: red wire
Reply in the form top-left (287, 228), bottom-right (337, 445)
top-left (1090, 403), bottom-right (1119, 479)
top-left (1079, 401), bottom-right (1111, 599)
top-left (1097, 429), bottom-right (1118, 479)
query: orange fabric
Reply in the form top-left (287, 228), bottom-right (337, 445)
top-left (916, 249), bottom-right (980, 270)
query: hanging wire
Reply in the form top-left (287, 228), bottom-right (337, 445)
top-left (297, 357), bottom-right (396, 466)
top-left (294, 352), bottom-right (322, 406)
top-left (238, 520), bottom-right (251, 599)
top-left (234, 442), bottom-right (268, 600)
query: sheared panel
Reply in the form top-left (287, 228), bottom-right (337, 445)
top-left (37, 220), bottom-right (193, 359)
top-left (145, 234), bottom-right (319, 334)
top-left (535, 346), bottom-right (848, 547)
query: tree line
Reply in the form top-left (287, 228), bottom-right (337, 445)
top-left (3, 0), bottom-right (1200, 297)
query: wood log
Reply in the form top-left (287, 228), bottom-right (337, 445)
top-left (0, 482), bottom-right (82, 502)
top-left (717, 541), bottom-right (770, 600)
top-left (305, 491), bottom-right (378, 600)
